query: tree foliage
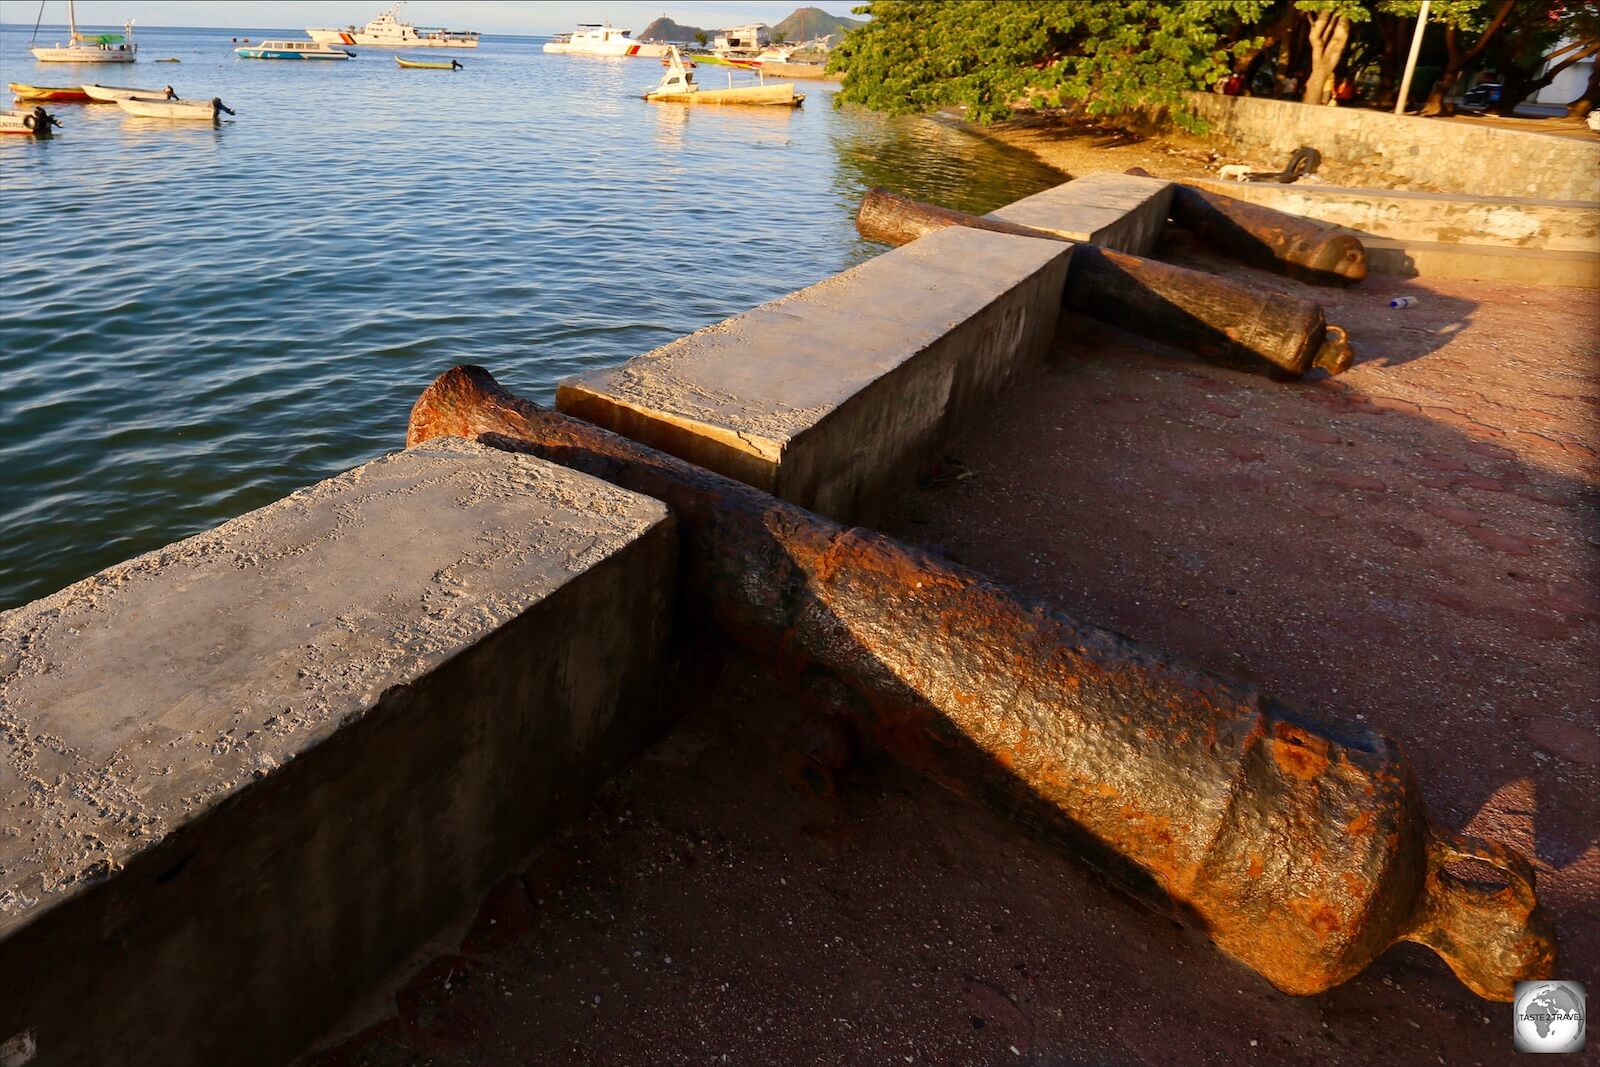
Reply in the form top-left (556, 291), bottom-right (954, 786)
top-left (830, 1), bottom-right (1269, 126)
top-left (829, 0), bottom-right (1600, 124)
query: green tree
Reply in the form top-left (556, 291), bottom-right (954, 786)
top-left (772, 30), bottom-right (788, 45)
top-left (828, 0), bottom-right (1269, 126)
top-left (693, 30), bottom-right (709, 47)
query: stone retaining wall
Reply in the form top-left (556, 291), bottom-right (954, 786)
top-left (1187, 93), bottom-right (1600, 203)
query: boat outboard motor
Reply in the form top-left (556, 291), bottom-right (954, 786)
top-left (164, 85), bottom-right (178, 100)
top-left (24, 106), bottom-right (61, 137)
top-left (211, 98), bottom-right (235, 118)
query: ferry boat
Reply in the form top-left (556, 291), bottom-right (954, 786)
top-left (235, 40), bottom-right (353, 61)
top-left (308, 4), bottom-right (479, 49)
top-left (543, 23), bottom-right (664, 58)
top-left (30, 2), bottom-right (136, 63)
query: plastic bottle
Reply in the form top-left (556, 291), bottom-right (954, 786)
top-left (1389, 296), bottom-right (1418, 309)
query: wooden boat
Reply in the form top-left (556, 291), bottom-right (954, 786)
top-left (82, 82), bottom-right (175, 102)
top-left (395, 56), bottom-right (461, 69)
top-left (644, 48), bottom-right (802, 108)
top-left (9, 83), bottom-right (91, 103)
top-left (1, 107), bottom-right (60, 136)
top-left (115, 94), bottom-right (232, 120)
top-left (30, 1), bottom-right (136, 63)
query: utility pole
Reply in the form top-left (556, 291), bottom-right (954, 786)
top-left (1395, 0), bottom-right (1431, 115)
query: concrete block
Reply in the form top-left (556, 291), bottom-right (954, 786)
top-left (0, 440), bottom-right (677, 1067)
top-left (1363, 237), bottom-right (1600, 288)
top-left (1187, 180), bottom-right (1600, 254)
top-left (557, 226), bottom-right (1072, 523)
top-left (987, 172), bottom-right (1174, 254)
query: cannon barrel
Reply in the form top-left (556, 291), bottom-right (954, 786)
top-left (1158, 177), bottom-right (1369, 286)
top-left (855, 188), bottom-right (1353, 377)
top-left (407, 366), bottom-right (1554, 1000)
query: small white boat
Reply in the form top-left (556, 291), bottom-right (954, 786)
top-left (30, 2), bottom-right (136, 63)
top-left (115, 94), bottom-right (233, 120)
top-left (235, 40), bottom-right (352, 61)
top-left (309, 3), bottom-right (478, 49)
top-left (1, 106), bottom-right (62, 136)
top-left (544, 22), bottom-right (664, 58)
top-left (645, 47), bottom-right (803, 108)
top-left (82, 82), bottom-right (175, 103)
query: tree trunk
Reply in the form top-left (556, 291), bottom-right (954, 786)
top-left (1372, 13), bottom-right (1405, 109)
top-left (1301, 9), bottom-right (1352, 106)
top-left (1420, 0), bottom-right (1515, 117)
top-left (1567, 60), bottom-right (1600, 117)
top-left (1233, 4), bottom-right (1299, 95)
top-left (1494, 43), bottom-right (1600, 117)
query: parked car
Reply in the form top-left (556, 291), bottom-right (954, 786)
top-left (1462, 81), bottom-right (1501, 109)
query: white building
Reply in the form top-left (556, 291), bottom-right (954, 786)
top-left (1532, 40), bottom-right (1596, 107)
top-left (713, 23), bottom-right (768, 53)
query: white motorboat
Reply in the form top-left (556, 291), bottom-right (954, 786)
top-left (543, 22), bottom-right (664, 58)
top-left (235, 40), bottom-right (352, 61)
top-left (308, 3), bottom-right (478, 49)
top-left (82, 82), bottom-right (174, 102)
top-left (115, 94), bottom-right (232, 120)
top-left (30, 1), bottom-right (136, 63)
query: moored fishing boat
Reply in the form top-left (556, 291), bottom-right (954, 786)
top-left (644, 48), bottom-right (803, 107)
top-left (235, 40), bottom-right (352, 60)
top-left (81, 82), bottom-right (175, 102)
top-left (1, 106), bottom-right (62, 136)
top-left (544, 22), bottom-right (664, 57)
top-left (29, 1), bottom-right (136, 63)
top-left (395, 56), bottom-right (462, 69)
top-left (9, 83), bottom-right (91, 103)
top-left (115, 94), bottom-right (233, 120)
top-left (309, 3), bottom-right (478, 48)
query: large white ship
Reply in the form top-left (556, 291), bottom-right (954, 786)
top-left (543, 23), bottom-right (665, 58)
top-left (307, 3), bottom-right (479, 49)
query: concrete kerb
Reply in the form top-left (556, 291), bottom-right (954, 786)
top-left (1186, 179), bottom-right (1600, 287)
top-left (988, 171), bottom-right (1174, 254)
top-left (558, 224), bottom-right (1075, 524)
top-left (0, 440), bottom-right (678, 1067)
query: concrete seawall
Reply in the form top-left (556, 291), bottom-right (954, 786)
top-left (558, 226), bottom-right (1074, 523)
top-left (1187, 93), bottom-right (1600, 203)
top-left (0, 441), bottom-right (677, 1067)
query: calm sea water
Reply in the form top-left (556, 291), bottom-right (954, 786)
top-left (0, 25), bottom-right (1063, 609)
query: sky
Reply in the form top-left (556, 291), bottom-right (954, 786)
top-left (0, 1), bottom-right (864, 35)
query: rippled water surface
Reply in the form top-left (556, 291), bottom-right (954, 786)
top-left (0, 26), bottom-right (1063, 607)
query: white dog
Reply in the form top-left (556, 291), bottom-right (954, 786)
top-left (1217, 163), bottom-right (1253, 181)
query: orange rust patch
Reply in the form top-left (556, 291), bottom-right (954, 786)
top-left (1347, 811), bottom-right (1375, 836)
top-left (1248, 853), bottom-right (1264, 879)
top-left (1271, 721), bottom-right (1331, 780)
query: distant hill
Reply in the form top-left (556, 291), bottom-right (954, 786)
top-left (638, 17), bottom-right (706, 42)
top-left (771, 7), bottom-right (864, 43)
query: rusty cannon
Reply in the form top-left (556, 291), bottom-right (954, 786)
top-left (855, 187), bottom-right (1353, 379)
top-left (1159, 177), bottom-right (1369, 287)
top-left (408, 366), bottom-right (1555, 1001)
